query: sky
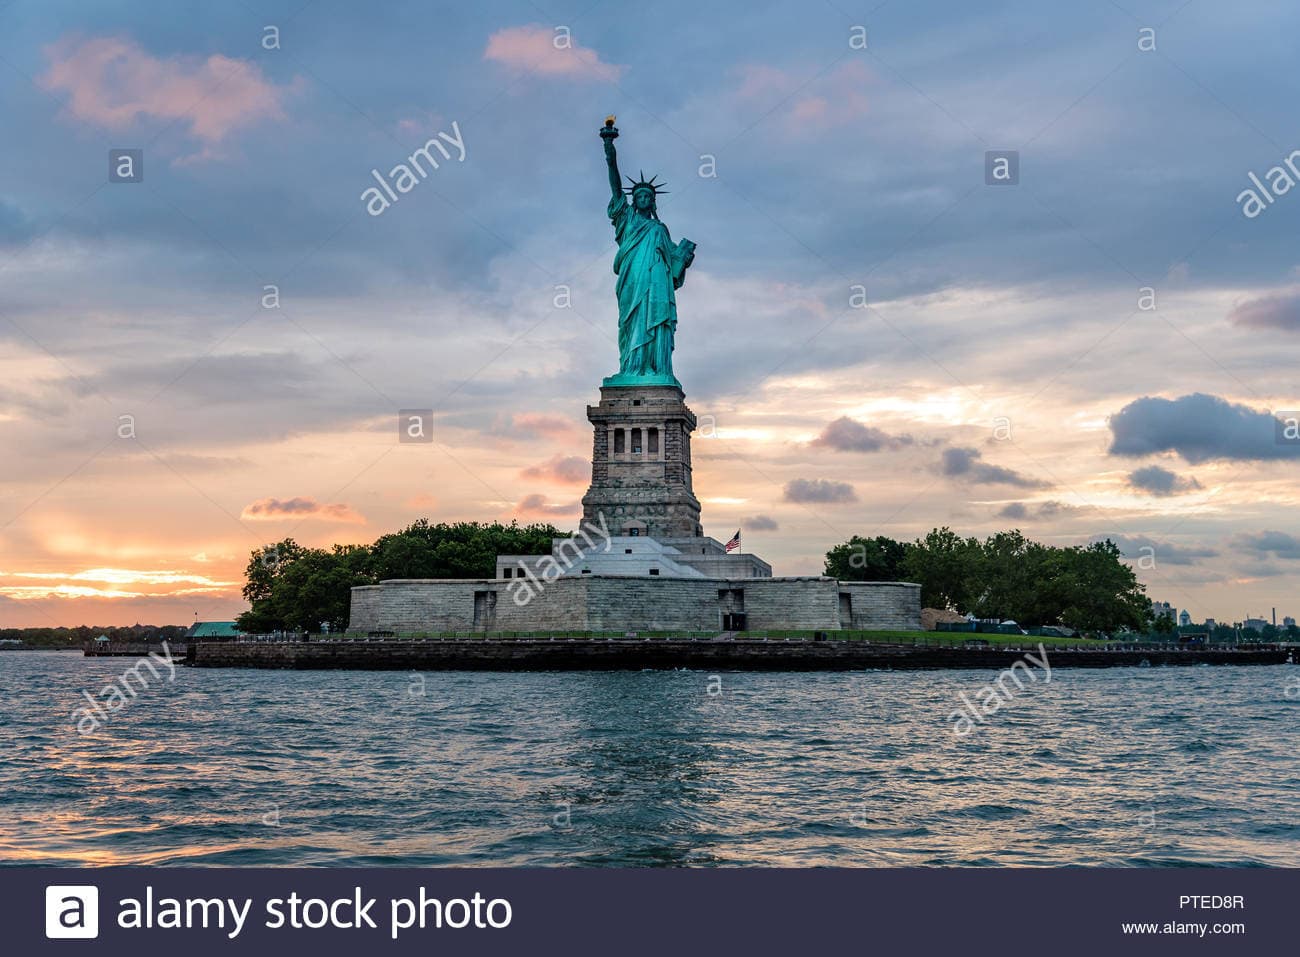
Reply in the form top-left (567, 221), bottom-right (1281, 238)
top-left (1, 0), bottom-right (1298, 628)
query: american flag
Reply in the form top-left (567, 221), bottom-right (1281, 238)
top-left (724, 529), bottom-right (741, 553)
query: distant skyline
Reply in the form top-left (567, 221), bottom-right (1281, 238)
top-left (2, 1), bottom-right (1299, 627)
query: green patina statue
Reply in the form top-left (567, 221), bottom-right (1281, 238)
top-left (600, 117), bottom-right (695, 388)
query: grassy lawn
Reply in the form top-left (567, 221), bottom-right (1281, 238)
top-left (831, 630), bottom-right (1087, 647)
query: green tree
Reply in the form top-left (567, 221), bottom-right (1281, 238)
top-left (826, 528), bottom-right (1150, 632)
top-left (898, 527), bottom-right (981, 612)
top-left (264, 545), bottom-right (374, 633)
top-left (823, 535), bottom-right (908, 581)
top-left (969, 530), bottom-right (1050, 623)
top-left (369, 519), bottom-right (560, 580)
top-left (240, 538), bottom-right (306, 605)
top-left (237, 520), bottom-right (566, 634)
top-left (1054, 539), bottom-right (1149, 634)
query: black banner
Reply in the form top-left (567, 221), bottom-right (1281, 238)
top-left (8, 867), bottom-right (1290, 955)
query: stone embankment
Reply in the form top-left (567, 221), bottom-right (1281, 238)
top-left (187, 638), bottom-right (1295, 671)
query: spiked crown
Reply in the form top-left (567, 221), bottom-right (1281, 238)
top-left (624, 170), bottom-right (668, 199)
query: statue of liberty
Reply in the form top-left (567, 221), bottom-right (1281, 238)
top-left (600, 117), bottom-right (695, 387)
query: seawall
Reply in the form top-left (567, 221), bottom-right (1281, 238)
top-left (187, 639), bottom-right (1294, 671)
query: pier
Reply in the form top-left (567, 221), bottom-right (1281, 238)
top-left (84, 641), bottom-right (188, 658)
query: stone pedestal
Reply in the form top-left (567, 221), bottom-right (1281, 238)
top-left (581, 384), bottom-right (702, 538)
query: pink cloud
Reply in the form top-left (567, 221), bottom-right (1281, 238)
top-left (396, 111), bottom-right (445, 137)
top-left (1228, 288), bottom-right (1300, 331)
top-left (490, 412), bottom-right (577, 440)
top-left (735, 64), bottom-right (799, 101)
top-left (484, 25), bottom-right (623, 81)
top-left (734, 61), bottom-right (871, 132)
top-left (40, 35), bottom-right (300, 157)
top-left (240, 496), bottom-right (365, 524)
top-left (519, 454), bottom-right (590, 484)
top-left (516, 493), bottom-right (581, 517)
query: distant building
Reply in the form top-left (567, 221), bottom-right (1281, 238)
top-left (1242, 617), bottom-right (1269, 633)
top-left (1178, 610), bottom-right (1191, 627)
top-left (1151, 600), bottom-right (1176, 622)
top-left (1284, 616), bottom-right (1296, 629)
top-left (186, 621), bottom-right (241, 640)
top-left (1205, 618), bottom-right (1216, 631)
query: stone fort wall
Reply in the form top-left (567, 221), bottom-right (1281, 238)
top-left (348, 576), bottom-right (920, 634)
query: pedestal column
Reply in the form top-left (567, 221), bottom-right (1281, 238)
top-left (582, 385), bottom-right (702, 538)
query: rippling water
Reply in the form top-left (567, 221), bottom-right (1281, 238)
top-left (1, 651), bottom-right (1297, 866)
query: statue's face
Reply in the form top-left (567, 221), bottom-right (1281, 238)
top-left (633, 189), bottom-right (654, 212)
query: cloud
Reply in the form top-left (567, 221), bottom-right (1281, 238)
top-left (155, 453), bottom-right (252, 473)
top-left (490, 413), bottom-right (577, 440)
top-left (810, 416), bottom-right (913, 452)
top-left (995, 500), bottom-right (1083, 521)
top-left (0, 566), bottom-right (234, 600)
top-left (743, 514), bottom-right (780, 531)
top-left (733, 61), bottom-right (870, 132)
top-left (0, 199), bottom-right (34, 246)
top-left (1232, 530), bottom-right (1300, 560)
top-left (520, 454), bottom-right (590, 484)
top-left (1125, 465), bottom-right (1202, 496)
top-left (240, 496), bottom-right (366, 523)
top-left (1227, 289), bottom-right (1300, 330)
top-left (40, 36), bottom-right (299, 157)
top-left (484, 25), bottom-right (623, 81)
top-left (516, 493), bottom-right (580, 517)
top-left (1099, 534), bottom-right (1218, 566)
top-left (940, 447), bottom-right (1047, 487)
top-left (783, 478), bottom-right (857, 503)
top-left (1108, 393), bottom-right (1300, 463)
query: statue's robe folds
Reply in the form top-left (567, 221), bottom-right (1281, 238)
top-left (608, 194), bottom-right (689, 379)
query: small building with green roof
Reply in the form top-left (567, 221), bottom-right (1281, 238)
top-left (186, 621), bottom-right (241, 640)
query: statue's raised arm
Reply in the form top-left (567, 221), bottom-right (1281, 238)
top-left (600, 116), bottom-right (622, 200)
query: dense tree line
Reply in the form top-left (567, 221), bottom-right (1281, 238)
top-left (236, 519), bottom-right (563, 634)
top-left (0, 624), bottom-right (189, 648)
top-left (825, 527), bottom-right (1152, 634)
